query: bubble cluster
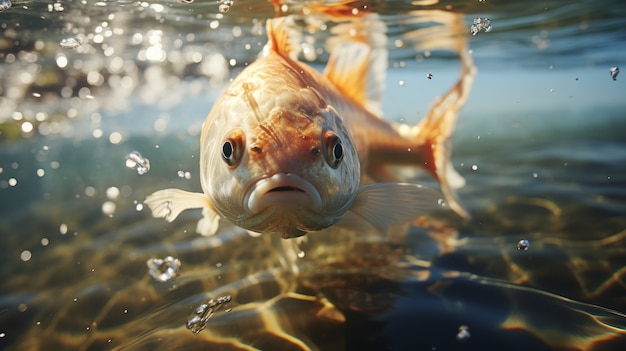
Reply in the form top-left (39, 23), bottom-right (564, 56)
top-left (609, 66), bottom-right (619, 81)
top-left (470, 17), bottom-right (492, 36)
top-left (146, 256), bottom-right (181, 282)
top-left (177, 170), bottom-right (191, 179)
top-left (60, 37), bottom-right (82, 49)
top-left (0, 0), bottom-right (11, 13)
top-left (517, 239), bottom-right (530, 251)
top-left (186, 296), bottom-right (232, 334)
top-left (218, 0), bottom-right (234, 13)
top-left (125, 151), bottom-right (150, 175)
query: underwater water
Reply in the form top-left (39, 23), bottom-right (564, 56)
top-left (1, 0), bottom-right (626, 350)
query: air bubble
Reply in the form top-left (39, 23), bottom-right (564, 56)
top-left (60, 37), bottom-right (82, 49)
top-left (609, 66), bottom-right (619, 81)
top-left (218, 0), bottom-right (233, 13)
top-left (146, 256), bottom-right (181, 282)
top-left (186, 296), bottom-right (232, 334)
top-left (125, 151), bottom-right (150, 175)
top-left (106, 186), bottom-right (120, 200)
top-left (102, 201), bottom-right (116, 216)
top-left (470, 17), bottom-right (491, 36)
top-left (426, 73), bottom-right (433, 80)
top-left (177, 170), bottom-right (191, 179)
top-left (20, 250), bottom-right (32, 262)
top-left (517, 239), bottom-right (530, 251)
top-left (456, 325), bottom-right (470, 342)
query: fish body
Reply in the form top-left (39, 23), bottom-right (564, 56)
top-left (145, 15), bottom-right (475, 239)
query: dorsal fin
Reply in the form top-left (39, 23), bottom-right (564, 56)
top-left (323, 14), bottom-right (388, 116)
top-left (265, 17), bottom-right (302, 61)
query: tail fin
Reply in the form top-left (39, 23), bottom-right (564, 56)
top-left (413, 28), bottom-right (476, 219)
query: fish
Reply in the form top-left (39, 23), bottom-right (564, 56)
top-left (145, 13), bottom-right (476, 239)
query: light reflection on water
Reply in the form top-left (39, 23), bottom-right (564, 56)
top-left (1, 0), bottom-right (626, 350)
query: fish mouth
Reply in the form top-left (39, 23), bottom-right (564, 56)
top-left (244, 173), bottom-right (323, 214)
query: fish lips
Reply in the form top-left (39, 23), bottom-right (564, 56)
top-left (244, 173), bottom-right (323, 214)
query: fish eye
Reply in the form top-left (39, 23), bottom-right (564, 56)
top-left (221, 129), bottom-right (245, 168)
top-left (323, 130), bottom-right (343, 169)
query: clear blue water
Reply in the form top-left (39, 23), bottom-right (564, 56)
top-left (1, 0), bottom-right (625, 350)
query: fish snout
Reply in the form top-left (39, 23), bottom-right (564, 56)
top-left (244, 173), bottom-right (323, 214)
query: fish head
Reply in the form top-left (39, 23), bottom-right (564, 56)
top-left (200, 82), bottom-right (360, 239)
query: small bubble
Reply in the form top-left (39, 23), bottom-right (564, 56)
top-left (532, 172), bottom-right (538, 178)
top-left (297, 251), bottom-right (305, 258)
top-left (0, 332), bottom-right (5, 338)
top-left (102, 201), bottom-right (116, 216)
top-left (471, 164), bottom-right (478, 171)
top-left (609, 66), bottom-right (619, 81)
top-left (135, 203), bottom-right (144, 211)
top-left (398, 80), bottom-right (405, 86)
top-left (109, 132), bottom-right (123, 144)
top-left (456, 325), bottom-right (470, 342)
top-left (59, 223), bottom-right (68, 235)
top-left (177, 170), bottom-right (191, 179)
top-left (60, 37), bottom-right (82, 49)
top-left (426, 73), bottom-right (433, 80)
top-left (177, 0), bottom-right (194, 3)
top-left (85, 186), bottom-right (96, 197)
top-left (41, 238), bottom-right (49, 246)
top-left (517, 239), bottom-right (530, 251)
top-left (125, 151), bottom-right (150, 175)
top-left (20, 250), bottom-right (32, 262)
top-left (106, 186), bottom-right (120, 200)
top-left (147, 256), bottom-right (182, 282)
top-left (470, 24), bottom-right (479, 36)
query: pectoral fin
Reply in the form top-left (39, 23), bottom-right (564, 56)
top-left (346, 183), bottom-right (443, 234)
top-left (144, 188), bottom-right (221, 236)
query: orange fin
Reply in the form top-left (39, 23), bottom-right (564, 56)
top-left (265, 17), bottom-right (302, 61)
top-left (410, 42), bottom-right (476, 219)
top-left (323, 14), bottom-right (387, 116)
